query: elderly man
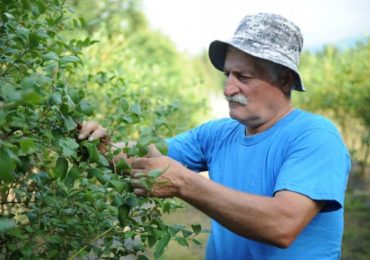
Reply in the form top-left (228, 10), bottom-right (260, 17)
top-left (80, 13), bottom-right (351, 259)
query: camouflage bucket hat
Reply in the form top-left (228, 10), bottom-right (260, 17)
top-left (209, 13), bottom-right (305, 91)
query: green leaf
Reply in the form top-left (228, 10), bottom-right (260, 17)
top-left (112, 195), bottom-right (124, 206)
top-left (62, 95), bottom-right (76, 113)
top-left (181, 229), bottom-right (193, 238)
top-left (82, 142), bottom-right (99, 163)
top-left (19, 138), bottom-right (36, 155)
top-left (138, 134), bottom-right (153, 147)
top-left (64, 166), bottom-right (82, 187)
top-left (120, 99), bottom-right (129, 113)
top-left (110, 180), bottom-right (127, 193)
top-left (4, 12), bottom-right (15, 20)
top-left (49, 92), bottom-right (62, 105)
top-left (175, 237), bottom-right (189, 247)
top-left (77, 100), bottom-right (94, 116)
top-left (88, 168), bottom-right (109, 185)
top-left (191, 238), bottom-right (202, 246)
top-left (43, 51), bottom-right (59, 61)
top-left (31, 5), bottom-right (40, 17)
top-left (16, 26), bottom-right (30, 43)
top-left (17, 156), bottom-right (31, 173)
top-left (55, 157), bottom-right (68, 179)
top-left (137, 145), bottom-right (149, 157)
top-left (63, 115), bottom-right (77, 131)
top-left (49, 235), bottom-right (64, 245)
top-left (154, 232), bottom-right (170, 259)
top-left (20, 76), bottom-right (38, 89)
top-left (60, 55), bottom-right (80, 65)
top-left (29, 31), bottom-right (40, 48)
top-left (191, 224), bottom-right (202, 235)
top-left (71, 240), bottom-right (80, 249)
top-left (0, 110), bottom-right (7, 128)
top-left (69, 89), bottom-right (85, 104)
top-left (117, 204), bottom-right (130, 227)
top-left (133, 178), bottom-right (151, 191)
top-left (122, 114), bottom-right (140, 124)
top-left (21, 245), bottom-right (33, 257)
top-left (0, 148), bottom-right (16, 183)
top-left (58, 137), bottom-right (79, 157)
top-left (0, 217), bottom-right (16, 234)
top-left (168, 224), bottom-right (184, 236)
top-left (147, 235), bottom-right (157, 248)
top-left (46, 62), bottom-right (59, 76)
top-left (155, 139), bottom-right (168, 155)
top-left (0, 83), bottom-right (22, 102)
top-left (131, 104), bottom-right (141, 115)
top-left (116, 158), bottom-right (131, 174)
top-left (22, 90), bottom-right (43, 104)
top-left (97, 153), bottom-right (109, 167)
top-left (148, 169), bottom-right (162, 179)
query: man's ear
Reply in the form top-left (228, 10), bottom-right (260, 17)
top-left (281, 71), bottom-right (294, 94)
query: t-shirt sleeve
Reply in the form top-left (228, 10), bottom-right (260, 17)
top-left (166, 120), bottom-right (220, 172)
top-left (274, 127), bottom-right (351, 212)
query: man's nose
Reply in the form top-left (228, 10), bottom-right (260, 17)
top-left (224, 75), bottom-right (240, 96)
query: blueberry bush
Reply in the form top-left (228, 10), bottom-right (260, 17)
top-left (0, 0), bottom-right (203, 258)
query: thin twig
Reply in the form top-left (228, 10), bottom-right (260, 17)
top-left (67, 227), bottom-right (115, 260)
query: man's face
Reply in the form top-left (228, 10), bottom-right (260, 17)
top-left (223, 47), bottom-right (290, 134)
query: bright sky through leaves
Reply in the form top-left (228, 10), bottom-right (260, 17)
top-left (143, 0), bottom-right (370, 54)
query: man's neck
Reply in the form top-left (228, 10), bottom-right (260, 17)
top-left (245, 106), bottom-right (295, 136)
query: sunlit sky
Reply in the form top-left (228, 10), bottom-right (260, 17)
top-left (143, 0), bottom-right (370, 55)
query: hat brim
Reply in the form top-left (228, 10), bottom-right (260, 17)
top-left (208, 40), bottom-right (305, 91)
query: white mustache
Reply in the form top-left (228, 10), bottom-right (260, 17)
top-left (225, 95), bottom-right (248, 105)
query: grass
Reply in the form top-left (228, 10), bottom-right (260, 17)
top-left (342, 191), bottom-right (370, 259)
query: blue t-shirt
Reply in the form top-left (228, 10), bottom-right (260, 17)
top-left (167, 109), bottom-right (351, 260)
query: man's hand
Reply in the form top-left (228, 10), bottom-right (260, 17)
top-left (78, 121), bottom-right (109, 153)
top-left (78, 121), bottom-right (108, 142)
top-left (131, 156), bottom-right (188, 198)
top-left (78, 121), bottom-right (163, 165)
top-left (78, 121), bottom-right (133, 168)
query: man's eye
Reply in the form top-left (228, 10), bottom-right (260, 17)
top-left (237, 74), bottom-right (250, 81)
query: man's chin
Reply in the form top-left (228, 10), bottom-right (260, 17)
top-left (228, 104), bottom-right (246, 116)
top-left (228, 110), bottom-right (243, 121)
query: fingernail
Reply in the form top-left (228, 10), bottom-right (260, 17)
top-left (78, 134), bottom-right (84, 139)
top-left (88, 136), bottom-right (95, 141)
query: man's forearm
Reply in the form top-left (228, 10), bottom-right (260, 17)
top-left (177, 168), bottom-right (322, 248)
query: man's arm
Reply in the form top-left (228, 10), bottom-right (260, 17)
top-left (131, 156), bottom-right (324, 248)
top-left (78, 121), bottom-right (324, 247)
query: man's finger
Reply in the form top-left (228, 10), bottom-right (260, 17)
top-left (78, 121), bottom-right (98, 139)
top-left (134, 188), bottom-right (149, 196)
top-left (88, 126), bottom-right (106, 141)
top-left (131, 158), bottom-right (148, 169)
top-left (130, 169), bottom-right (147, 177)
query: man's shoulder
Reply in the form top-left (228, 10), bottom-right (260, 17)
top-left (290, 109), bottom-right (340, 132)
top-left (285, 109), bottom-right (345, 146)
